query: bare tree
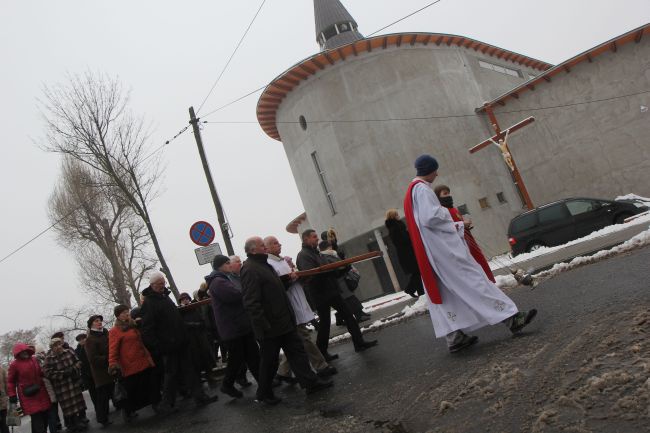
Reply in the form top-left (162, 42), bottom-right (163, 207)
top-left (0, 328), bottom-right (41, 366)
top-left (41, 71), bottom-right (179, 299)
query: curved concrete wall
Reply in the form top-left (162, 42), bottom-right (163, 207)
top-left (276, 43), bottom-right (542, 257)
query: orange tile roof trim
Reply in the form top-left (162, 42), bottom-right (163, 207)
top-left (479, 23), bottom-right (649, 111)
top-left (257, 32), bottom-right (554, 141)
top-left (286, 212), bottom-right (307, 234)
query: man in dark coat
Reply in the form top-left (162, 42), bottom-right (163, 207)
top-left (240, 237), bottom-right (332, 405)
top-left (84, 315), bottom-right (112, 427)
top-left (385, 209), bottom-right (425, 297)
top-left (297, 230), bottom-right (377, 360)
top-left (206, 255), bottom-right (260, 399)
top-left (140, 272), bottom-right (218, 412)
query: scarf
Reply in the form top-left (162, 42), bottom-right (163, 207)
top-left (114, 317), bottom-right (138, 332)
top-left (403, 179), bottom-right (442, 304)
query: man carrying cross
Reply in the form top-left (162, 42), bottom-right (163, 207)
top-left (403, 155), bottom-right (537, 353)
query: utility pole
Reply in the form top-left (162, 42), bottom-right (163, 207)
top-left (188, 106), bottom-right (235, 255)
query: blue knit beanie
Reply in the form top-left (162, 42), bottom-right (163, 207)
top-left (414, 154), bottom-right (439, 176)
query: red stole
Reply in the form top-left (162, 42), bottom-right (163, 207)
top-left (403, 180), bottom-right (443, 304)
top-left (447, 208), bottom-right (496, 283)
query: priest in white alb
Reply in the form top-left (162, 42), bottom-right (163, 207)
top-left (403, 154), bottom-right (537, 353)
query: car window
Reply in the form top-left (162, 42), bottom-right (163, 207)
top-left (538, 203), bottom-right (568, 224)
top-left (510, 213), bottom-right (537, 233)
top-left (566, 200), bottom-right (595, 216)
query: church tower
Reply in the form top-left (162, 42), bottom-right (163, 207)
top-left (313, 0), bottom-right (363, 50)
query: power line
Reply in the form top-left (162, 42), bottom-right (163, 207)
top-left (0, 126), bottom-right (191, 267)
top-left (197, 1), bottom-right (446, 121)
top-left (196, 0), bottom-right (268, 114)
top-left (200, 89), bottom-right (650, 125)
top-left (368, 0), bottom-right (444, 37)
top-left (198, 84), bottom-right (267, 120)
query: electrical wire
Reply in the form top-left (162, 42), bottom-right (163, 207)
top-left (368, 0), bottom-right (444, 37)
top-left (196, 0), bottom-right (268, 114)
top-left (200, 88), bottom-right (650, 125)
top-left (0, 125), bottom-right (191, 267)
top-left (198, 1), bottom-right (446, 120)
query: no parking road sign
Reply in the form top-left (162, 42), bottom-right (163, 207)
top-left (189, 221), bottom-right (216, 247)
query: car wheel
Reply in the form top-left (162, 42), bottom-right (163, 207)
top-left (527, 242), bottom-right (545, 253)
top-left (614, 213), bottom-right (632, 224)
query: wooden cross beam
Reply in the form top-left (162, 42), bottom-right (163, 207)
top-left (470, 105), bottom-right (535, 210)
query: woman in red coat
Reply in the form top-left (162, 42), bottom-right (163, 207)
top-left (7, 343), bottom-right (51, 433)
top-left (434, 185), bottom-right (496, 283)
top-left (108, 304), bottom-right (160, 420)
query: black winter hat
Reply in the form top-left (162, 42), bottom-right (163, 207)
top-left (87, 315), bottom-right (103, 329)
top-left (414, 154), bottom-right (439, 176)
top-left (212, 254), bottom-right (230, 270)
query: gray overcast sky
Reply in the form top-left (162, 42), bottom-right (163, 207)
top-left (1, 0), bottom-right (648, 334)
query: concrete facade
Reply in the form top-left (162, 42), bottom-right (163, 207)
top-left (261, 19), bottom-right (649, 300)
top-left (489, 36), bottom-right (650, 206)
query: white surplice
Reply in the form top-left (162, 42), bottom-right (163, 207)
top-left (267, 254), bottom-right (315, 326)
top-left (411, 180), bottom-right (518, 338)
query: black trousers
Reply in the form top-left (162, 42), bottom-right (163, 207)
top-left (0, 409), bottom-right (9, 433)
top-left (257, 330), bottom-right (318, 399)
top-left (30, 410), bottom-right (49, 433)
top-left (406, 272), bottom-right (424, 296)
top-left (93, 383), bottom-right (113, 424)
top-left (316, 294), bottom-right (364, 354)
top-left (223, 333), bottom-right (260, 387)
top-left (160, 349), bottom-right (203, 406)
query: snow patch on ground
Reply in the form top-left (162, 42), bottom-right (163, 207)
top-left (533, 227), bottom-right (650, 281)
top-left (488, 193), bottom-right (650, 269)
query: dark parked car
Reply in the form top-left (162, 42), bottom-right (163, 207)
top-left (508, 197), bottom-right (649, 256)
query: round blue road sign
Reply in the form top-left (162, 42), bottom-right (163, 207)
top-left (189, 221), bottom-right (216, 247)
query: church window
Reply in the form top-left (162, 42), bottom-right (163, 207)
top-left (479, 197), bottom-right (490, 209)
top-left (478, 60), bottom-right (521, 78)
top-left (496, 192), bottom-right (507, 204)
top-left (299, 115), bottom-right (307, 131)
top-left (311, 151), bottom-right (337, 215)
top-left (458, 204), bottom-right (469, 215)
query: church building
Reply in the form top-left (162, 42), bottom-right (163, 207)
top-left (256, 0), bottom-right (650, 300)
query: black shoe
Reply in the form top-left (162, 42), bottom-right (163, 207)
top-left (153, 402), bottom-right (178, 415)
top-left (255, 395), bottom-right (281, 406)
top-left (448, 335), bottom-right (479, 353)
top-left (335, 319), bottom-right (346, 326)
top-left (323, 353), bottom-right (339, 362)
top-left (236, 377), bottom-right (253, 388)
top-left (306, 378), bottom-right (334, 395)
top-left (99, 421), bottom-right (113, 428)
top-left (354, 339), bottom-right (378, 352)
top-left (357, 314), bottom-right (372, 322)
top-left (195, 393), bottom-right (219, 407)
top-left (220, 384), bottom-right (243, 399)
top-left (404, 288), bottom-right (418, 298)
top-left (275, 374), bottom-right (299, 385)
top-left (121, 409), bottom-right (138, 423)
top-left (510, 309), bottom-right (538, 333)
top-left (316, 365), bottom-right (338, 377)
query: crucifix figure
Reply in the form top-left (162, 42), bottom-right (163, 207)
top-left (469, 104), bottom-right (535, 210)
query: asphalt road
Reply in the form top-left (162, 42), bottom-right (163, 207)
top-left (20, 246), bottom-right (650, 433)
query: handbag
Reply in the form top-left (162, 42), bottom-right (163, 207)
top-left (6, 402), bottom-right (21, 427)
top-left (22, 383), bottom-right (41, 397)
top-left (113, 381), bottom-right (128, 406)
top-left (344, 268), bottom-right (361, 291)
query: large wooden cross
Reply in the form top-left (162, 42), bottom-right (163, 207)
top-left (469, 104), bottom-right (535, 210)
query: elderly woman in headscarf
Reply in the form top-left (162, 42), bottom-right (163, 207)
top-left (43, 338), bottom-right (86, 432)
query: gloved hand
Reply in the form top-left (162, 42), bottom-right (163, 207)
top-left (9, 395), bottom-right (18, 404)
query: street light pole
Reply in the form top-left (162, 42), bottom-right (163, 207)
top-left (188, 106), bottom-right (235, 255)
